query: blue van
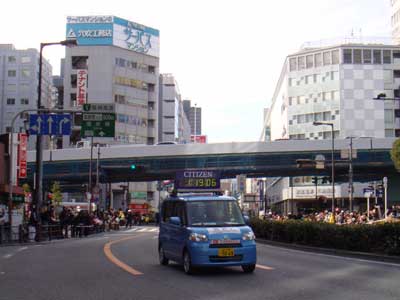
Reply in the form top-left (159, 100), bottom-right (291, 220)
top-left (158, 194), bottom-right (257, 274)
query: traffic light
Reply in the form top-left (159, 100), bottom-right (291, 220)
top-left (130, 164), bottom-right (136, 170)
top-left (321, 176), bottom-right (329, 184)
top-left (312, 176), bottom-right (318, 184)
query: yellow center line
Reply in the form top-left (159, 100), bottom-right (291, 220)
top-left (256, 264), bottom-right (274, 270)
top-left (103, 235), bottom-right (144, 276)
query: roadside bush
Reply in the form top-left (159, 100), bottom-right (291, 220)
top-left (249, 218), bottom-right (400, 255)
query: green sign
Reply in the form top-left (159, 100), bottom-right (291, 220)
top-left (81, 113), bottom-right (115, 137)
top-left (130, 192), bottom-right (147, 199)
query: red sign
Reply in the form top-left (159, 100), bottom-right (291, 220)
top-left (77, 69), bottom-right (88, 105)
top-left (18, 133), bottom-right (28, 178)
top-left (129, 203), bottom-right (149, 215)
top-left (191, 135), bottom-right (207, 143)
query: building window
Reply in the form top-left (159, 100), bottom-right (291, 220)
top-left (383, 50), bottom-right (391, 64)
top-left (148, 65), bottom-right (156, 73)
top-left (7, 98), bottom-right (15, 105)
top-left (72, 56), bottom-right (88, 69)
top-left (8, 56), bottom-right (16, 63)
top-left (343, 49), bottom-right (352, 64)
top-left (70, 93), bottom-right (77, 106)
top-left (323, 52), bottom-right (331, 65)
top-left (353, 49), bottom-right (362, 64)
top-left (363, 49), bottom-right (372, 64)
top-left (385, 129), bottom-right (395, 137)
top-left (305, 75), bottom-right (312, 84)
top-left (8, 70), bottom-right (16, 77)
top-left (315, 53), bottom-right (322, 67)
top-left (21, 56), bottom-right (31, 63)
top-left (289, 57), bottom-right (297, 71)
top-left (323, 92), bottom-right (332, 101)
top-left (331, 71), bottom-right (339, 81)
top-left (298, 56), bottom-right (305, 70)
top-left (332, 50), bottom-right (339, 64)
top-left (289, 97), bottom-right (293, 106)
top-left (373, 50), bottom-right (382, 64)
top-left (20, 98), bottom-right (29, 105)
top-left (21, 69), bottom-right (31, 78)
top-left (323, 111), bottom-right (331, 121)
top-left (306, 55), bottom-right (313, 68)
top-left (7, 84), bottom-right (16, 91)
top-left (70, 74), bottom-right (77, 88)
top-left (288, 78), bottom-right (294, 86)
top-left (385, 109), bottom-right (394, 124)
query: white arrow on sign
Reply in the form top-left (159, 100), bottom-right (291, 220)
top-left (30, 125), bottom-right (38, 133)
top-left (36, 116), bottom-right (43, 134)
top-left (59, 117), bottom-right (70, 135)
top-left (47, 116), bottom-right (54, 134)
top-left (99, 131), bottom-right (105, 137)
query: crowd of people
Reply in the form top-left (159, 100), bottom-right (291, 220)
top-left (35, 206), bottom-right (156, 238)
top-left (263, 205), bottom-right (400, 225)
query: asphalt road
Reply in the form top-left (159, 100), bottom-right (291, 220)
top-left (1, 226), bottom-right (400, 300)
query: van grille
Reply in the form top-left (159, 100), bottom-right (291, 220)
top-left (209, 243), bottom-right (242, 248)
top-left (209, 255), bottom-right (243, 262)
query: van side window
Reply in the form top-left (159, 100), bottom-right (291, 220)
top-left (162, 201), bottom-right (174, 223)
top-left (175, 202), bottom-right (187, 226)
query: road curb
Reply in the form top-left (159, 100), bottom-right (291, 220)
top-left (256, 239), bottom-right (400, 264)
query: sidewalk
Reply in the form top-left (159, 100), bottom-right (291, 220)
top-left (256, 238), bottom-right (400, 264)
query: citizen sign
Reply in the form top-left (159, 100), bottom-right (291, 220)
top-left (183, 171), bottom-right (214, 178)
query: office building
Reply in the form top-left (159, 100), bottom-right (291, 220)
top-left (0, 44), bottom-right (53, 150)
top-left (63, 15), bottom-right (159, 147)
top-left (392, 0), bottom-right (400, 44)
top-left (63, 15), bottom-right (160, 208)
top-left (158, 74), bottom-right (191, 144)
top-left (183, 99), bottom-right (202, 136)
top-left (262, 37), bottom-right (400, 213)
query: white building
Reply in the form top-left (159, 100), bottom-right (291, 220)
top-left (158, 74), bottom-right (191, 144)
top-left (262, 38), bottom-right (400, 214)
top-left (392, 0), bottom-right (400, 44)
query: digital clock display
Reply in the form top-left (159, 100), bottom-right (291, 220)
top-left (175, 170), bottom-right (220, 190)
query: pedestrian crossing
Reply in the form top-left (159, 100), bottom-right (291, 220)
top-left (124, 226), bottom-right (159, 233)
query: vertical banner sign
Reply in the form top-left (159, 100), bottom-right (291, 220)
top-left (77, 69), bottom-right (88, 105)
top-left (18, 133), bottom-right (28, 178)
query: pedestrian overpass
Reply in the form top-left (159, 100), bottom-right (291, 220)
top-left (26, 138), bottom-right (397, 189)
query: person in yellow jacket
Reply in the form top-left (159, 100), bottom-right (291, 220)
top-left (328, 212), bottom-right (335, 224)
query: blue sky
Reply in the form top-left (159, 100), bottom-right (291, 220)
top-left (1, 0), bottom-right (393, 143)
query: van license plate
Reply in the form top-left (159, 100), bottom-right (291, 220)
top-left (218, 248), bottom-right (234, 257)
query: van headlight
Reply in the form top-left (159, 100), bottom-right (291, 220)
top-left (189, 233), bottom-right (208, 242)
top-left (242, 231), bottom-right (255, 241)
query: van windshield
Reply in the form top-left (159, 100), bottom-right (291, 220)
top-left (186, 200), bottom-right (245, 227)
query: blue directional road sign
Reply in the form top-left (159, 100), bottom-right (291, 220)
top-left (29, 114), bottom-right (71, 135)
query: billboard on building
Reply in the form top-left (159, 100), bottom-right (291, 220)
top-left (76, 69), bottom-right (88, 105)
top-left (66, 15), bottom-right (160, 57)
top-left (191, 135), bottom-right (207, 143)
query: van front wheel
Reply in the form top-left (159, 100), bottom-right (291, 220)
top-left (183, 250), bottom-right (194, 275)
top-left (242, 264), bottom-right (256, 273)
top-left (159, 245), bottom-right (169, 265)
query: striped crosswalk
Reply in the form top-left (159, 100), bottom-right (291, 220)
top-left (124, 227), bottom-right (159, 233)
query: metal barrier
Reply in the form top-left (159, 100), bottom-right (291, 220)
top-left (0, 223), bottom-right (105, 245)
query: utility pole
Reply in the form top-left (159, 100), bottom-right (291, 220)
top-left (349, 137), bottom-right (354, 211)
top-left (88, 136), bottom-right (94, 213)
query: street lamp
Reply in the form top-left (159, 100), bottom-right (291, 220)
top-left (313, 121), bottom-right (335, 212)
top-left (34, 39), bottom-right (77, 223)
top-left (193, 103), bottom-right (197, 143)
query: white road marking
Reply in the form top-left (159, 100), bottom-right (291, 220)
top-left (260, 243), bottom-right (400, 268)
top-left (3, 254), bottom-right (13, 259)
top-left (152, 236), bottom-right (158, 239)
top-left (17, 247), bottom-right (28, 252)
